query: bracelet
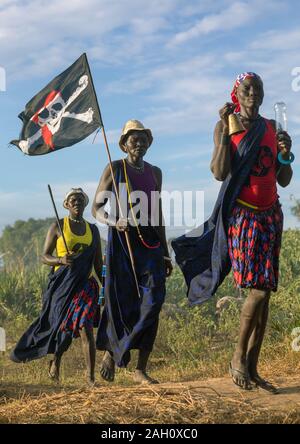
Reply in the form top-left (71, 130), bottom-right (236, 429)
top-left (164, 256), bottom-right (172, 262)
top-left (278, 151), bottom-right (295, 165)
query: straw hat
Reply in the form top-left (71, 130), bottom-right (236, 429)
top-left (119, 119), bottom-right (153, 152)
top-left (63, 188), bottom-right (89, 209)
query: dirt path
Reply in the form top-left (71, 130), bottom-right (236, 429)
top-left (1, 376), bottom-right (300, 423)
top-left (186, 376), bottom-right (300, 411)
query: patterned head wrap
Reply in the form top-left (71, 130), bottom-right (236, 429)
top-left (231, 72), bottom-right (262, 113)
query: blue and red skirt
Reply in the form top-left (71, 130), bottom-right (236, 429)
top-left (60, 277), bottom-right (99, 338)
top-left (228, 201), bottom-right (283, 291)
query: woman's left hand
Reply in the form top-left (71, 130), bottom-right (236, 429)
top-left (165, 259), bottom-right (173, 278)
top-left (277, 131), bottom-right (292, 155)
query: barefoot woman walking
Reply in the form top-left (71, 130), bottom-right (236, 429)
top-left (11, 188), bottom-right (103, 385)
top-left (92, 120), bottom-right (172, 384)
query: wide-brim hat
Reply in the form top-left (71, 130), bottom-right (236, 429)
top-left (63, 188), bottom-right (89, 209)
top-left (119, 119), bottom-right (153, 152)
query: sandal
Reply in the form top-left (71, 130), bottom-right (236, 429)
top-left (251, 376), bottom-right (279, 394)
top-left (229, 362), bottom-right (253, 390)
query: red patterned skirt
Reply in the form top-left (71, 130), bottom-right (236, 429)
top-left (60, 277), bottom-right (99, 338)
top-left (228, 201), bottom-right (283, 291)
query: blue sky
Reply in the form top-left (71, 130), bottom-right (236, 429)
top-left (1, 0), bottom-right (300, 238)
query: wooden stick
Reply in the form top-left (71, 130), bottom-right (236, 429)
top-left (101, 127), bottom-right (141, 299)
top-left (47, 184), bottom-right (70, 255)
top-left (85, 55), bottom-right (141, 298)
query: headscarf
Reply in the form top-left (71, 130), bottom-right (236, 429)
top-left (63, 188), bottom-right (89, 209)
top-left (231, 72), bottom-right (262, 113)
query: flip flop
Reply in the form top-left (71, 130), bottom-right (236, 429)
top-left (251, 376), bottom-right (279, 394)
top-left (229, 362), bottom-right (253, 390)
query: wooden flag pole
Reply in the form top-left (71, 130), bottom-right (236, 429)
top-left (85, 55), bottom-right (141, 298)
top-left (101, 127), bottom-right (141, 299)
top-left (47, 184), bottom-right (70, 255)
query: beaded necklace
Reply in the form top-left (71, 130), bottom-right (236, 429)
top-left (122, 159), bottom-right (160, 250)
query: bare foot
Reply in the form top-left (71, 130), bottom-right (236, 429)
top-left (48, 360), bottom-right (59, 382)
top-left (99, 351), bottom-right (115, 382)
top-left (133, 370), bottom-right (159, 385)
top-left (87, 378), bottom-right (97, 388)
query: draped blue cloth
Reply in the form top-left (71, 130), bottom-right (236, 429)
top-left (10, 224), bottom-right (98, 363)
top-left (172, 117), bottom-right (267, 306)
top-left (96, 162), bottom-right (166, 367)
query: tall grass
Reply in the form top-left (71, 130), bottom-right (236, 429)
top-left (1, 229), bottom-right (300, 385)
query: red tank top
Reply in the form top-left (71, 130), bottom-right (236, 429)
top-left (230, 119), bottom-right (278, 210)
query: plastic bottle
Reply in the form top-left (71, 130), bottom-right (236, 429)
top-left (274, 102), bottom-right (287, 133)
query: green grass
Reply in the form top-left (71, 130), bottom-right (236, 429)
top-left (1, 229), bottom-right (300, 387)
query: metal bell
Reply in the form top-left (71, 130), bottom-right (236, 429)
top-left (228, 113), bottom-right (245, 136)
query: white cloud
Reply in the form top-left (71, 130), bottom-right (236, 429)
top-left (1, 0), bottom-right (300, 233)
top-left (251, 29), bottom-right (300, 51)
top-left (0, 0), bottom-right (178, 79)
top-left (159, 146), bottom-right (212, 162)
top-left (104, 53), bottom-right (230, 136)
top-left (168, 0), bottom-right (279, 47)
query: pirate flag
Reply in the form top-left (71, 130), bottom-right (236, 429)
top-left (11, 53), bottom-right (102, 155)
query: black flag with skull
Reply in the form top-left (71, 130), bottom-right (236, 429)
top-left (11, 53), bottom-right (103, 155)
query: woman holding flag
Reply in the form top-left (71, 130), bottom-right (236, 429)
top-left (10, 188), bottom-right (103, 386)
top-left (92, 119), bottom-right (172, 384)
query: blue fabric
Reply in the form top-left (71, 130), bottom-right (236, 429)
top-left (96, 163), bottom-right (166, 367)
top-left (10, 224), bottom-right (98, 363)
top-left (172, 117), bottom-right (267, 306)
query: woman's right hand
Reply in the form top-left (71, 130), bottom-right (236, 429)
top-left (219, 102), bottom-right (235, 131)
top-left (59, 254), bottom-right (74, 266)
top-left (116, 217), bottom-right (130, 232)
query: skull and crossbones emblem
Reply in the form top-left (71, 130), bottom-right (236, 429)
top-left (19, 75), bottom-right (94, 153)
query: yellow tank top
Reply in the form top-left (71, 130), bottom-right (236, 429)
top-left (55, 217), bottom-right (93, 271)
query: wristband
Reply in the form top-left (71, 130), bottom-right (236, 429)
top-left (278, 151), bottom-right (295, 165)
top-left (98, 287), bottom-right (105, 305)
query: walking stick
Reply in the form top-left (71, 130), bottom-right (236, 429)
top-left (101, 127), bottom-right (141, 299)
top-left (86, 57), bottom-right (141, 299)
top-left (47, 184), bottom-right (70, 255)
